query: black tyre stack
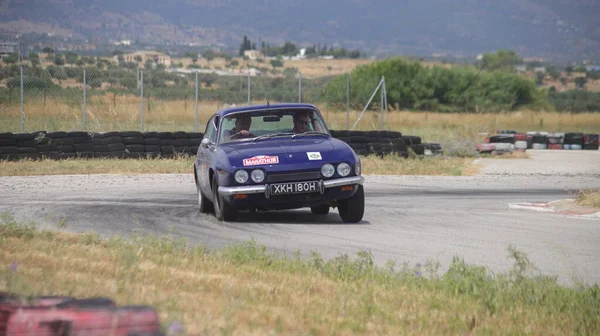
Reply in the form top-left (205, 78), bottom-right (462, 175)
top-left (0, 131), bottom-right (206, 161)
top-left (1, 129), bottom-right (444, 161)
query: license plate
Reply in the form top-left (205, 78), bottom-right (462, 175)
top-left (270, 180), bottom-right (319, 195)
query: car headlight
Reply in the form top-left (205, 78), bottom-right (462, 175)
top-left (321, 163), bottom-right (335, 178)
top-left (355, 161), bottom-right (361, 176)
top-left (234, 170), bottom-right (248, 183)
top-left (337, 162), bottom-right (351, 177)
top-left (250, 169), bottom-right (265, 183)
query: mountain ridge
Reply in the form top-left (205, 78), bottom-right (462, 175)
top-left (1, 0), bottom-right (599, 62)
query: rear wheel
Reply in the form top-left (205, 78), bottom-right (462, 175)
top-left (212, 175), bottom-right (238, 221)
top-left (310, 204), bottom-right (330, 215)
top-left (338, 185), bottom-right (364, 223)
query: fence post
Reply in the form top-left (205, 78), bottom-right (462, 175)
top-left (380, 76), bottom-right (384, 131)
top-left (83, 69), bottom-right (87, 132)
top-left (383, 76), bottom-right (389, 131)
top-left (247, 73), bottom-right (251, 105)
top-left (20, 66), bottom-right (24, 133)
top-left (346, 73), bottom-right (350, 130)
top-left (351, 77), bottom-right (384, 131)
top-left (298, 72), bottom-right (302, 103)
top-left (140, 69), bottom-right (144, 131)
top-left (195, 71), bottom-right (199, 132)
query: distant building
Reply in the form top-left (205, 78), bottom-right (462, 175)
top-left (586, 65), bottom-right (600, 72)
top-left (116, 51), bottom-right (171, 67)
top-left (243, 50), bottom-right (263, 60)
top-left (0, 42), bottom-right (28, 60)
top-left (515, 65), bottom-right (528, 72)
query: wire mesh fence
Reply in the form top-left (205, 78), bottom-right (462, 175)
top-left (1, 65), bottom-right (391, 133)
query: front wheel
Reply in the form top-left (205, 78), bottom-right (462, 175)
top-left (338, 185), bottom-right (364, 223)
top-left (212, 175), bottom-right (238, 221)
top-left (197, 185), bottom-right (213, 213)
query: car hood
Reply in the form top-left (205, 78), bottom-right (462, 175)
top-left (221, 137), bottom-right (354, 171)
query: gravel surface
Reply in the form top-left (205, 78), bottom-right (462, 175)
top-left (1, 150), bottom-right (599, 286)
top-left (476, 150), bottom-right (600, 177)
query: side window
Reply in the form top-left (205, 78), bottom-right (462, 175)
top-left (203, 115), bottom-right (218, 143)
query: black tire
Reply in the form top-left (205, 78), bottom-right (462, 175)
top-left (196, 169), bottom-right (214, 214)
top-left (311, 204), bottom-right (330, 215)
top-left (338, 185), bottom-right (364, 223)
top-left (212, 175), bottom-right (238, 221)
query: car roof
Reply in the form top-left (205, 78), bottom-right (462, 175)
top-left (216, 103), bottom-right (319, 118)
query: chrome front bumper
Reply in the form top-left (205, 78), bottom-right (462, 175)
top-left (218, 175), bottom-right (365, 196)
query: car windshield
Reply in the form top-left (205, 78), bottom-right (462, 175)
top-left (218, 108), bottom-right (329, 143)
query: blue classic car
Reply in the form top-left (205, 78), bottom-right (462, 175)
top-left (193, 103), bottom-right (365, 222)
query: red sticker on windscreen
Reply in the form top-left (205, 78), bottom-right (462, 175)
top-left (243, 155), bottom-right (279, 166)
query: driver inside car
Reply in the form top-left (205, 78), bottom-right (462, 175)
top-left (292, 110), bottom-right (311, 133)
top-left (224, 113), bottom-right (255, 140)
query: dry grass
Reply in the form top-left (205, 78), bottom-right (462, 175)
top-left (0, 156), bottom-right (194, 176)
top-left (574, 189), bottom-right (600, 208)
top-left (0, 154), bottom-right (477, 177)
top-left (169, 57), bottom-right (375, 79)
top-left (1, 216), bottom-right (598, 335)
top-left (2, 97), bottom-right (599, 143)
top-left (361, 154), bottom-right (480, 176)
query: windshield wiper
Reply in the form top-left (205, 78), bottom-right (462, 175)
top-left (292, 131), bottom-right (330, 138)
top-left (253, 132), bottom-right (295, 141)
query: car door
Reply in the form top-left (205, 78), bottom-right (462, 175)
top-left (197, 115), bottom-right (218, 198)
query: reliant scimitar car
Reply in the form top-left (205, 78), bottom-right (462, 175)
top-left (193, 103), bottom-right (365, 222)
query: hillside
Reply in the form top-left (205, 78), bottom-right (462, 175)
top-left (1, 0), bottom-right (599, 61)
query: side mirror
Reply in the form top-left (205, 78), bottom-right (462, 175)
top-left (200, 138), bottom-right (211, 148)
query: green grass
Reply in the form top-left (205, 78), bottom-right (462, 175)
top-left (1, 213), bottom-right (598, 335)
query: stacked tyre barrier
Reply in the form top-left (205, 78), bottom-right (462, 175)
top-left (0, 131), bottom-right (204, 161)
top-left (329, 130), bottom-right (442, 158)
top-left (478, 130), bottom-right (599, 153)
top-left (0, 292), bottom-right (164, 335)
top-left (0, 130), bottom-right (443, 161)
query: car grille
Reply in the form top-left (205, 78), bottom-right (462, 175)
top-left (266, 171), bottom-right (321, 183)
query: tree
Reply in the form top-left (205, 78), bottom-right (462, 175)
top-left (144, 59), bottom-right (154, 70)
top-left (48, 66), bottom-right (68, 84)
top-left (282, 41), bottom-right (297, 56)
top-left (29, 52), bottom-right (40, 66)
top-left (135, 55), bottom-right (143, 63)
top-left (65, 51), bottom-right (79, 64)
top-left (574, 76), bottom-right (587, 89)
top-left (3, 53), bottom-right (18, 64)
top-left (42, 47), bottom-right (54, 54)
top-left (560, 77), bottom-right (567, 86)
top-left (476, 50), bottom-right (521, 72)
top-left (535, 71), bottom-right (545, 86)
top-left (54, 55), bottom-right (65, 66)
top-left (270, 59), bottom-right (283, 69)
top-left (203, 49), bottom-right (216, 64)
top-left (239, 35), bottom-right (252, 56)
top-left (184, 52), bottom-right (197, 64)
top-left (547, 66), bottom-right (560, 80)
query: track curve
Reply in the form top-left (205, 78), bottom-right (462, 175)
top-left (2, 163), bottom-right (599, 286)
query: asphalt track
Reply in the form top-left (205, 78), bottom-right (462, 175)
top-left (1, 150), bottom-right (599, 286)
